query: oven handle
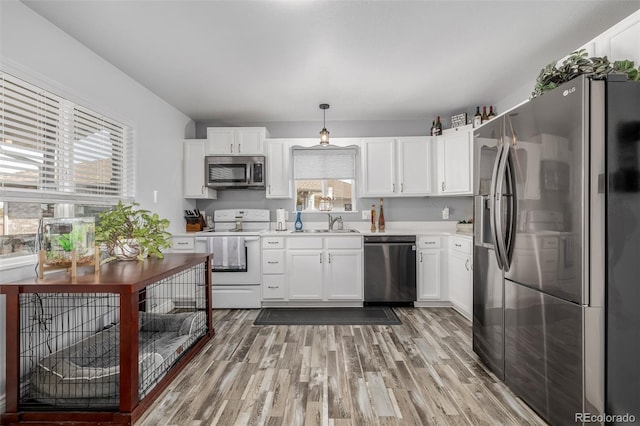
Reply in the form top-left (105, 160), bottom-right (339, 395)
top-left (196, 236), bottom-right (260, 243)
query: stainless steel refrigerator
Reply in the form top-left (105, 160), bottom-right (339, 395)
top-left (473, 74), bottom-right (640, 424)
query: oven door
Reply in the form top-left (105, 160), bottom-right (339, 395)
top-left (195, 236), bottom-right (260, 285)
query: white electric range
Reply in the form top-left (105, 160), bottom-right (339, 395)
top-left (195, 209), bottom-right (269, 309)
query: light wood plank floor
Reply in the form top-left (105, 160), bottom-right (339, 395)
top-left (136, 308), bottom-right (546, 426)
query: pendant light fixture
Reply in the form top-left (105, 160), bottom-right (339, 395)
top-left (319, 103), bottom-right (330, 146)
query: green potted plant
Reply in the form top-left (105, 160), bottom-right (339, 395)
top-left (532, 49), bottom-right (640, 98)
top-left (96, 201), bottom-right (171, 263)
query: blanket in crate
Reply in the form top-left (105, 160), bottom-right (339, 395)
top-left (29, 310), bottom-right (206, 407)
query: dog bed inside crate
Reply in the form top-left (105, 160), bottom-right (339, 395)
top-left (29, 310), bottom-right (206, 407)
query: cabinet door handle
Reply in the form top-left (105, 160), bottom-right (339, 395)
top-left (230, 143), bottom-right (234, 153)
top-left (176, 242), bottom-right (189, 245)
top-left (455, 243), bottom-right (462, 247)
top-left (420, 252), bottom-right (423, 263)
top-left (267, 285), bottom-right (279, 289)
top-left (267, 261), bottom-right (279, 264)
top-left (401, 183), bottom-right (404, 192)
top-left (320, 253), bottom-right (323, 263)
top-left (426, 241), bottom-right (435, 245)
top-left (268, 184), bottom-right (271, 194)
top-left (238, 143), bottom-right (241, 153)
top-left (328, 253), bottom-right (331, 263)
top-left (267, 241), bottom-right (278, 245)
top-left (442, 182), bottom-right (445, 191)
top-left (465, 259), bottom-right (470, 271)
top-left (392, 183), bottom-right (396, 192)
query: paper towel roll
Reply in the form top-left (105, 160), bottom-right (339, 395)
top-left (276, 209), bottom-right (287, 231)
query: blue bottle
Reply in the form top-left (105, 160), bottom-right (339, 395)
top-left (295, 212), bottom-right (303, 231)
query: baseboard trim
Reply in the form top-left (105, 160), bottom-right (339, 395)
top-left (413, 301), bottom-right (453, 308)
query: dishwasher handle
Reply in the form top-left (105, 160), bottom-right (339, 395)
top-left (364, 235), bottom-right (416, 244)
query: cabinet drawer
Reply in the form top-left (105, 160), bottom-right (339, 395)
top-left (262, 275), bottom-right (286, 299)
top-left (171, 236), bottom-right (195, 251)
top-left (262, 251), bottom-right (284, 274)
top-left (326, 237), bottom-right (362, 250)
top-left (449, 237), bottom-right (471, 254)
top-left (287, 237), bottom-right (323, 250)
top-left (262, 237), bottom-right (284, 249)
top-left (418, 236), bottom-right (441, 249)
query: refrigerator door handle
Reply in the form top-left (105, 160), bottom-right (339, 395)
top-left (494, 141), bottom-right (511, 271)
top-left (503, 144), bottom-right (517, 269)
top-left (490, 141), bottom-right (507, 270)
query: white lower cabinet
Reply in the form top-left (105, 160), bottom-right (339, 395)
top-left (417, 236), bottom-right (443, 301)
top-left (261, 237), bottom-right (286, 300)
top-left (448, 236), bottom-right (473, 319)
top-left (326, 250), bottom-right (363, 300)
top-left (288, 250), bottom-right (324, 300)
top-left (262, 235), bottom-right (363, 303)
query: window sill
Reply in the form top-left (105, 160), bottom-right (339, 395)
top-left (0, 254), bottom-right (37, 271)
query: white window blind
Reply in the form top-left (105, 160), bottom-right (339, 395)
top-left (293, 147), bottom-right (356, 180)
top-left (0, 72), bottom-right (134, 203)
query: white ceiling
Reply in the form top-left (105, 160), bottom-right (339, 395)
top-left (21, 1), bottom-right (640, 124)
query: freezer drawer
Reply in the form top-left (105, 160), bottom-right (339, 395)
top-left (504, 280), bottom-right (583, 424)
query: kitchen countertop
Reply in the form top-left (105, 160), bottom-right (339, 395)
top-left (261, 221), bottom-right (472, 238)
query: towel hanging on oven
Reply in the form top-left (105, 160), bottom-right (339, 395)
top-left (207, 237), bottom-right (246, 271)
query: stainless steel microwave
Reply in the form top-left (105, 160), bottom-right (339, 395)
top-left (205, 155), bottom-right (265, 189)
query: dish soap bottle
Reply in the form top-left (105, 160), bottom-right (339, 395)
top-left (378, 198), bottom-right (385, 232)
top-left (295, 211), bottom-right (303, 231)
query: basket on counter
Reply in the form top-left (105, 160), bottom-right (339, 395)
top-left (456, 223), bottom-right (473, 235)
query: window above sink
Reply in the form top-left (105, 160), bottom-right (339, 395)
top-left (292, 146), bottom-right (357, 213)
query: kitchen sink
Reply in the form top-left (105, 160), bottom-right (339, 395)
top-left (295, 229), bottom-right (359, 234)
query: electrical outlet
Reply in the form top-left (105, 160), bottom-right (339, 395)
top-left (362, 210), bottom-right (371, 220)
top-left (442, 206), bottom-right (450, 220)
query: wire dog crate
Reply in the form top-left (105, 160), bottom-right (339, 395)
top-left (1, 253), bottom-right (213, 426)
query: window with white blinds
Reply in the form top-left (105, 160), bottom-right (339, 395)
top-left (293, 147), bottom-right (356, 179)
top-left (0, 72), bottom-right (134, 203)
top-left (292, 147), bottom-right (357, 212)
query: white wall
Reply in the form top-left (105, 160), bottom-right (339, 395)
top-left (0, 1), bottom-right (195, 411)
top-left (495, 9), bottom-right (640, 116)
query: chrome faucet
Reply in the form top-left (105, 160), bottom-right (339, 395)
top-left (327, 213), bottom-right (342, 231)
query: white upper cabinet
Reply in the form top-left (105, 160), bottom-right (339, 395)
top-left (183, 139), bottom-right (217, 199)
top-left (361, 137), bottom-right (433, 197)
top-left (397, 137), bottom-right (433, 195)
top-left (265, 138), bottom-right (292, 199)
top-left (361, 138), bottom-right (396, 196)
top-left (436, 125), bottom-right (473, 195)
top-left (206, 127), bottom-right (269, 155)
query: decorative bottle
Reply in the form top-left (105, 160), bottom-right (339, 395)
top-left (295, 211), bottom-right (303, 231)
top-left (378, 198), bottom-right (385, 232)
top-left (473, 106), bottom-right (482, 127)
top-left (370, 205), bottom-right (376, 232)
top-left (435, 116), bottom-right (443, 135)
top-left (488, 106), bottom-right (496, 120)
top-left (430, 120), bottom-right (436, 136)
top-left (481, 106), bottom-right (489, 123)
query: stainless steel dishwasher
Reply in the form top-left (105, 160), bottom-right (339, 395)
top-left (363, 235), bottom-right (417, 306)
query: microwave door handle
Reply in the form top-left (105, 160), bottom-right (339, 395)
top-left (247, 163), bottom-right (252, 184)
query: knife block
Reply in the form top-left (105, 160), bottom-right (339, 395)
top-left (185, 215), bottom-right (205, 232)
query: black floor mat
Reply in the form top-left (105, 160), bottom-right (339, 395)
top-left (253, 306), bottom-right (401, 325)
